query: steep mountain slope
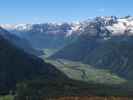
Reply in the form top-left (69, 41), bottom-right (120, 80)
top-left (0, 27), bottom-right (67, 94)
top-left (2, 16), bottom-right (133, 51)
top-left (50, 17), bottom-right (133, 80)
top-left (1, 17), bottom-right (133, 98)
top-left (49, 17), bottom-right (111, 60)
top-left (50, 35), bottom-right (133, 80)
top-left (0, 27), bottom-right (43, 56)
top-left (84, 36), bottom-right (133, 79)
top-left (1, 23), bottom-right (81, 50)
top-left (50, 36), bottom-right (101, 61)
top-left (50, 16), bottom-right (133, 59)
top-left (1, 26), bottom-right (131, 98)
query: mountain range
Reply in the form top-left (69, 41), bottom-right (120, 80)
top-left (1, 16), bottom-right (133, 50)
top-left (50, 16), bottom-right (133, 80)
top-left (1, 16), bottom-right (133, 98)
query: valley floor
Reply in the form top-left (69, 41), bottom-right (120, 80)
top-left (45, 59), bottom-right (126, 85)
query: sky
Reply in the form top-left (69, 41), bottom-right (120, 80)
top-left (0, 0), bottom-right (133, 24)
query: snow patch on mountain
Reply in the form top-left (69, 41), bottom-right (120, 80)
top-left (106, 17), bottom-right (133, 35)
top-left (2, 16), bottom-right (133, 37)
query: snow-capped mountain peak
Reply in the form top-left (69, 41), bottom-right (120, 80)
top-left (1, 16), bottom-right (133, 37)
top-left (106, 17), bottom-right (133, 36)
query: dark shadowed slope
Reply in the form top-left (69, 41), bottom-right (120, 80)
top-left (0, 27), bottom-right (43, 56)
top-left (50, 36), bottom-right (101, 61)
top-left (51, 35), bottom-right (133, 80)
top-left (0, 27), bottom-right (67, 94)
top-left (49, 18), bottom-right (133, 80)
top-left (84, 36), bottom-right (133, 79)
